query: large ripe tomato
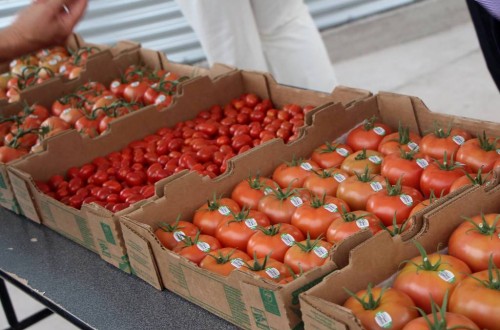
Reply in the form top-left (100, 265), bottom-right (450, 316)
top-left (193, 197), bottom-right (241, 236)
top-left (419, 153), bottom-right (468, 198)
top-left (231, 175), bottom-right (278, 210)
top-left (155, 219), bottom-right (199, 250)
top-left (272, 158), bottom-right (319, 188)
top-left (242, 255), bottom-right (291, 282)
top-left (366, 180), bottom-right (423, 226)
top-left (381, 150), bottom-right (427, 191)
top-left (199, 247), bottom-right (251, 276)
top-left (456, 131), bottom-right (500, 173)
top-left (283, 236), bottom-right (332, 273)
top-left (173, 232), bottom-right (222, 265)
top-left (336, 169), bottom-right (386, 211)
top-left (392, 242), bottom-right (471, 313)
top-left (311, 142), bottom-right (353, 168)
top-left (449, 259), bottom-right (500, 330)
top-left (215, 209), bottom-right (270, 250)
top-left (377, 124), bottom-right (421, 156)
top-left (346, 117), bottom-right (392, 151)
top-left (341, 149), bottom-right (384, 175)
top-left (448, 170), bottom-right (488, 194)
top-left (326, 210), bottom-right (381, 243)
top-left (343, 284), bottom-right (418, 330)
top-left (402, 312), bottom-right (479, 330)
top-left (246, 223), bottom-right (304, 262)
top-left (123, 80), bottom-right (149, 103)
top-left (419, 125), bottom-right (471, 160)
top-left (291, 195), bottom-right (348, 239)
top-left (302, 168), bottom-right (350, 197)
top-left (408, 193), bottom-right (438, 218)
top-left (448, 213), bottom-right (500, 272)
top-left (257, 186), bottom-right (305, 224)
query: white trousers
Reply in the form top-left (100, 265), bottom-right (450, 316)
top-left (176, 0), bottom-right (338, 93)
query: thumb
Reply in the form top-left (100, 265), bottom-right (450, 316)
top-left (58, 0), bottom-right (88, 31)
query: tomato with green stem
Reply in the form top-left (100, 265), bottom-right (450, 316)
top-left (408, 190), bottom-right (440, 218)
top-left (419, 123), bottom-right (471, 161)
top-left (311, 142), bottom-right (353, 168)
top-left (448, 213), bottom-right (500, 272)
top-left (341, 149), bottom-right (384, 176)
top-left (449, 256), bottom-right (500, 330)
top-left (199, 247), bottom-right (251, 276)
top-left (231, 175), bottom-right (278, 210)
top-left (173, 232), bottom-right (222, 265)
top-left (366, 178), bottom-right (423, 226)
top-left (246, 223), bottom-right (304, 262)
top-left (242, 254), bottom-right (291, 282)
top-left (346, 117), bottom-right (392, 151)
top-left (302, 168), bottom-right (350, 197)
top-left (154, 217), bottom-right (199, 250)
top-left (336, 167), bottom-right (386, 211)
top-left (420, 152), bottom-right (469, 198)
top-left (381, 149), bottom-right (427, 191)
top-left (284, 234), bottom-right (332, 273)
top-left (326, 209), bottom-right (382, 243)
top-left (343, 283), bottom-right (418, 330)
top-left (291, 194), bottom-right (348, 239)
top-left (257, 185), bottom-right (305, 224)
top-left (272, 157), bottom-right (319, 188)
top-left (193, 196), bottom-right (241, 236)
top-left (393, 241), bottom-right (472, 313)
top-left (378, 123), bottom-right (421, 156)
top-left (456, 131), bottom-right (500, 172)
top-left (380, 214), bottom-right (414, 237)
top-left (449, 167), bottom-right (490, 193)
top-left (215, 209), bottom-right (270, 250)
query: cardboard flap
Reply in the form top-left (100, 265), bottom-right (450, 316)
top-left (377, 92), bottom-right (420, 134)
top-left (331, 85), bottom-right (371, 106)
top-left (330, 230), bottom-right (373, 269)
top-left (207, 63), bottom-right (237, 79)
top-left (299, 294), bottom-right (351, 330)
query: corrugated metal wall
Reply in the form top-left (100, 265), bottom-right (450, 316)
top-left (0, 0), bottom-right (418, 63)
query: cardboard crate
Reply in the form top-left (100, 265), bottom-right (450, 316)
top-left (7, 71), bottom-right (369, 274)
top-left (120, 91), bottom-right (500, 330)
top-left (300, 173), bottom-right (500, 330)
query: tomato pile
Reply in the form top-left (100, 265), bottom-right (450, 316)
top-left (343, 212), bottom-right (500, 330)
top-left (0, 46), bottom-right (101, 102)
top-left (36, 94), bottom-right (312, 212)
top-left (0, 64), bottom-right (190, 163)
top-left (154, 117), bottom-right (500, 284)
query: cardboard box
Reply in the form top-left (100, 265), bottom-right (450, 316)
top-left (7, 70), bottom-right (369, 274)
top-left (121, 91), bottom-right (500, 330)
top-left (300, 173), bottom-right (500, 330)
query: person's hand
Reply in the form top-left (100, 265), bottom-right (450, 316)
top-left (1, 0), bottom-right (88, 59)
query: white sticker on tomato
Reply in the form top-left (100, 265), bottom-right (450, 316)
top-left (264, 188), bottom-right (273, 195)
top-left (281, 234), bottom-right (295, 246)
top-left (10, 60), bottom-right (17, 67)
top-left (218, 206), bottom-right (231, 215)
top-left (265, 267), bottom-right (281, 279)
top-left (313, 246), bottom-right (329, 259)
top-left (324, 203), bottom-right (338, 213)
top-left (155, 95), bottom-right (167, 104)
top-left (496, 149), bottom-right (500, 155)
top-left (130, 81), bottom-right (140, 87)
top-left (290, 196), bottom-right (304, 207)
top-left (300, 162), bottom-right (313, 171)
top-left (356, 219), bottom-right (370, 229)
top-left (336, 148), bottom-right (349, 157)
top-left (452, 135), bottom-right (465, 145)
top-left (230, 258), bottom-right (245, 269)
top-left (62, 108), bottom-right (72, 115)
top-left (333, 173), bottom-right (347, 183)
top-left (416, 158), bottom-right (429, 169)
top-left (438, 270), bottom-right (456, 283)
top-left (370, 182), bottom-right (383, 192)
top-left (399, 194), bottom-right (414, 207)
top-left (173, 231), bottom-right (186, 242)
top-left (373, 126), bottom-right (386, 136)
top-left (53, 55), bottom-right (62, 61)
top-left (245, 218), bottom-right (258, 230)
top-left (407, 142), bottom-right (419, 151)
top-left (59, 65), bottom-right (67, 73)
top-left (368, 155), bottom-right (382, 164)
top-left (196, 241), bottom-right (211, 253)
top-left (111, 81), bottom-right (121, 88)
top-left (48, 59), bottom-right (58, 66)
top-left (375, 311), bottom-right (393, 329)
top-left (151, 83), bottom-right (158, 88)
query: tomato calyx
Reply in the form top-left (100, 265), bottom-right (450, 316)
top-left (284, 155), bottom-right (306, 168)
top-left (395, 123), bottom-right (413, 145)
top-left (243, 252), bottom-right (272, 271)
top-left (177, 231), bottom-right (202, 248)
top-left (265, 183), bottom-right (298, 202)
top-left (206, 248), bottom-right (239, 265)
top-left (353, 167), bottom-right (375, 183)
top-left (463, 167), bottom-right (488, 186)
top-left (57, 93), bottom-right (86, 107)
top-left (293, 232), bottom-right (327, 253)
top-left (362, 116), bottom-right (378, 131)
top-left (343, 283), bottom-right (387, 310)
top-left (477, 131), bottom-right (499, 152)
top-left (404, 241), bottom-right (443, 272)
top-left (380, 212), bottom-right (411, 236)
top-left (317, 141), bottom-right (341, 154)
top-left (71, 46), bottom-right (100, 65)
top-left (354, 149), bottom-right (368, 161)
top-left (311, 168), bottom-right (336, 179)
top-left (308, 194), bottom-right (329, 209)
top-left (341, 207), bottom-right (370, 223)
top-left (157, 215), bottom-right (185, 233)
top-left (415, 291), bottom-right (471, 330)
top-left (469, 255), bottom-right (500, 291)
top-left (433, 152), bottom-right (464, 171)
top-left (227, 208), bottom-right (251, 225)
top-left (429, 121), bottom-right (453, 138)
top-left (7, 126), bottom-right (49, 149)
top-left (399, 148), bottom-right (419, 160)
top-left (463, 213), bottom-right (500, 237)
top-left (246, 174), bottom-right (267, 190)
top-left (256, 224), bottom-right (282, 236)
top-left (204, 194), bottom-right (225, 211)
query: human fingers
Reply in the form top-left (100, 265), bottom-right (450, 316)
top-left (59, 0), bottom-right (88, 29)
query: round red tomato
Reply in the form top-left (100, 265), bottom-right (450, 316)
top-left (193, 197), bottom-right (241, 236)
top-left (199, 247), bottom-right (251, 276)
top-left (246, 223), bottom-right (304, 262)
top-left (154, 219), bottom-right (199, 250)
top-left (173, 233), bottom-right (222, 265)
top-left (419, 155), bottom-right (468, 198)
top-left (242, 256), bottom-right (291, 282)
top-left (283, 237), bottom-right (332, 273)
top-left (336, 170), bottom-right (386, 211)
top-left (419, 126), bottom-right (471, 160)
top-left (341, 149), bottom-right (384, 176)
top-left (311, 142), bottom-right (353, 168)
top-left (381, 151), bottom-right (427, 191)
top-left (231, 176), bottom-right (278, 210)
top-left (302, 168), bottom-right (350, 198)
top-left (402, 312), bottom-right (479, 330)
top-left (257, 186), bottom-right (305, 224)
top-left (456, 132), bottom-right (500, 172)
top-left (215, 209), bottom-right (270, 250)
top-left (346, 118), bottom-right (392, 151)
top-left (326, 210), bottom-right (381, 243)
top-left (272, 158), bottom-right (319, 189)
top-left (377, 125), bottom-right (421, 156)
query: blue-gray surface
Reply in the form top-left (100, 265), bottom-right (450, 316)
top-left (0, 207), bottom-right (237, 330)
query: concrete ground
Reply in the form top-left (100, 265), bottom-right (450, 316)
top-left (1, 0), bottom-right (498, 329)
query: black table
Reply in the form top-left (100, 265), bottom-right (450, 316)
top-left (0, 207), bottom-right (236, 330)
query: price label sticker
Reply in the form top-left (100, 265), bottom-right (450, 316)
top-left (407, 142), bottom-right (419, 151)
top-left (452, 135), bottom-right (465, 145)
top-left (245, 218), bottom-right (258, 230)
top-left (218, 206), bottom-right (231, 215)
top-left (336, 148), bottom-right (349, 157)
top-left (356, 219), bottom-right (370, 229)
top-left (416, 158), bottom-right (429, 169)
top-left (300, 162), bottom-right (313, 171)
top-left (111, 81), bottom-right (121, 88)
top-left (375, 311), bottom-right (393, 329)
top-left (196, 242), bottom-right (211, 253)
top-left (281, 234), bottom-right (295, 246)
top-left (373, 126), bottom-right (386, 136)
top-left (49, 59), bottom-right (58, 66)
top-left (59, 65), bottom-right (67, 73)
top-left (230, 258), bottom-right (245, 269)
top-left (333, 173), bottom-right (347, 183)
top-left (155, 95), bottom-right (167, 104)
top-left (438, 270), bottom-right (456, 283)
top-left (173, 231), bottom-right (186, 242)
top-left (290, 196), bottom-right (304, 207)
top-left (264, 188), bottom-right (273, 195)
top-left (265, 267), bottom-right (281, 279)
top-left (324, 203), bottom-right (338, 213)
top-left (400, 194), bottom-right (414, 206)
top-left (313, 246), bottom-right (329, 259)
top-left (370, 182), bottom-right (383, 192)
top-left (368, 155), bottom-right (382, 164)
top-left (496, 149), bottom-right (500, 155)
